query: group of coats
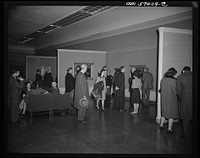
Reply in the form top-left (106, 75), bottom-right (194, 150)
top-left (160, 67), bottom-right (192, 121)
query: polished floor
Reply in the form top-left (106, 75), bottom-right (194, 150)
top-left (6, 97), bottom-right (194, 155)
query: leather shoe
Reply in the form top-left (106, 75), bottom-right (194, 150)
top-left (167, 130), bottom-right (174, 134)
top-left (159, 126), bottom-right (165, 131)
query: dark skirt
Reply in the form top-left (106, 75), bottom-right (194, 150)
top-left (131, 88), bottom-right (141, 103)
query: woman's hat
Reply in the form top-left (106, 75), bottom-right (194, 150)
top-left (79, 97), bottom-right (89, 108)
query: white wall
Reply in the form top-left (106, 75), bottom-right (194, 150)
top-left (156, 27), bottom-right (192, 123)
top-left (26, 56), bottom-right (57, 82)
top-left (57, 49), bottom-right (106, 94)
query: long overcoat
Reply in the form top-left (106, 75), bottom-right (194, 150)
top-left (176, 71), bottom-right (192, 120)
top-left (8, 75), bottom-right (24, 122)
top-left (160, 77), bottom-right (178, 118)
top-left (74, 71), bottom-right (89, 109)
top-left (114, 71), bottom-right (125, 109)
top-left (142, 71), bottom-right (154, 90)
top-left (65, 73), bottom-right (75, 93)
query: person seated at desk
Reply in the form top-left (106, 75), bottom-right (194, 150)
top-left (49, 81), bottom-right (60, 94)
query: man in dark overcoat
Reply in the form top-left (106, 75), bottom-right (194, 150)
top-left (74, 64), bottom-right (89, 123)
top-left (105, 69), bottom-right (113, 108)
top-left (142, 67), bottom-right (154, 106)
top-left (114, 66), bottom-right (126, 112)
top-left (8, 69), bottom-right (25, 124)
top-left (177, 66), bottom-right (192, 139)
top-left (65, 67), bottom-right (75, 93)
top-left (65, 67), bottom-right (75, 109)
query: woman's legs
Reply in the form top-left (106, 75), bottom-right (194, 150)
top-left (168, 118), bottom-right (173, 131)
top-left (160, 116), bottom-right (165, 127)
top-left (22, 102), bottom-right (27, 114)
top-left (96, 99), bottom-right (100, 109)
top-left (131, 103), bottom-right (139, 114)
top-left (19, 99), bottom-right (24, 111)
top-left (102, 99), bottom-right (105, 110)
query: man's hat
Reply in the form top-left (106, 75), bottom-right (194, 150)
top-left (79, 97), bottom-right (89, 108)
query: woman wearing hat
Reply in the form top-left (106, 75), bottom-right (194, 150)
top-left (159, 67), bottom-right (179, 134)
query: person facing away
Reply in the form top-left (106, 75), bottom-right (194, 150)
top-left (159, 67), bottom-right (178, 134)
top-left (114, 66), bottom-right (126, 113)
top-left (128, 67), bottom-right (136, 110)
top-left (142, 67), bottom-right (154, 106)
top-left (8, 69), bottom-right (25, 124)
top-left (130, 72), bottom-right (142, 114)
top-left (74, 64), bottom-right (89, 123)
top-left (95, 69), bottom-right (107, 111)
top-left (176, 66), bottom-right (192, 140)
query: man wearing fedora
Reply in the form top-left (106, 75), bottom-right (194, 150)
top-left (74, 64), bottom-right (89, 123)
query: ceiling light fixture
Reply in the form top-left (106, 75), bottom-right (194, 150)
top-left (17, 6), bottom-right (112, 43)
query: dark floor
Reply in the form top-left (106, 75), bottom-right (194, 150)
top-left (6, 97), bottom-right (194, 155)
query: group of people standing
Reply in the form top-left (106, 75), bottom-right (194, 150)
top-left (65, 65), bottom-right (113, 123)
top-left (159, 66), bottom-right (192, 140)
top-left (92, 65), bottom-right (154, 115)
top-left (8, 64), bottom-right (193, 141)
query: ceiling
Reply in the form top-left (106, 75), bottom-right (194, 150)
top-left (7, 5), bottom-right (192, 52)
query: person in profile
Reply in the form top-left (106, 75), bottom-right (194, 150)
top-left (114, 66), bottom-right (126, 113)
top-left (65, 67), bottom-right (75, 109)
top-left (176, 66), bottom-right (192, 141)
top-left (8, 69), bottom-right (25, 124)
top-left (105, 69), bottom-right (113, 108)
top-left (75, 65), bottom-right (81, 77)
top-left (74, 64), bottom-right (89, 123)
top-left (112, 68), bottom-right (120, 110)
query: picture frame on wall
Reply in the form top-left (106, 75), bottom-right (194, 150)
top-left (74, 62), bottom-right (94, 79)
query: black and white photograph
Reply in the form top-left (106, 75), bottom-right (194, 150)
top-left (4, 1), bottom-right (199, 157)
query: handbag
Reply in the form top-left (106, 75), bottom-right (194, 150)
top-left (92, 89), bottom-right (101, 99)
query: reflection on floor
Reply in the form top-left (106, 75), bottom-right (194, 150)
top-left (6, 97), bottom-right (193, 154)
